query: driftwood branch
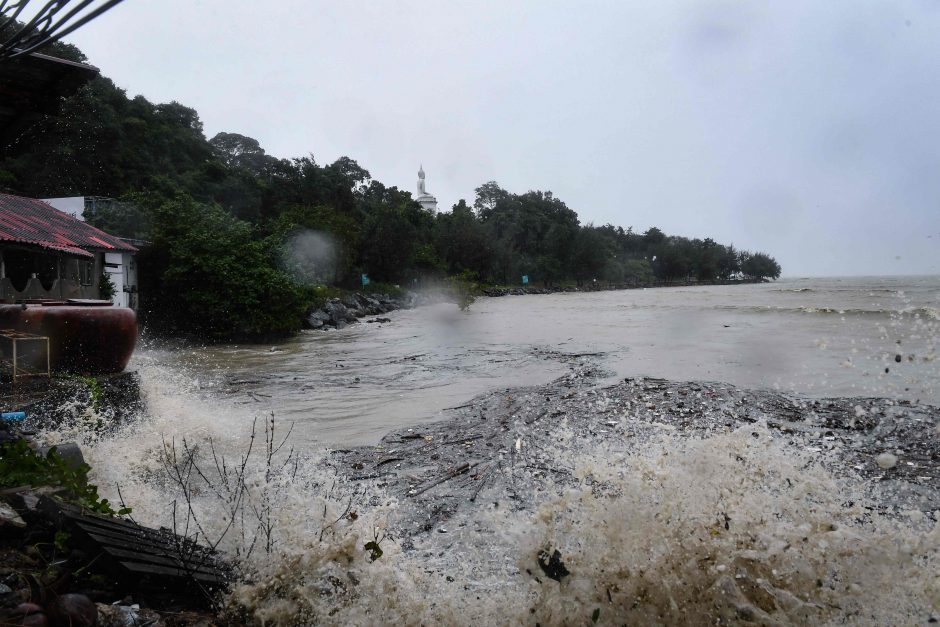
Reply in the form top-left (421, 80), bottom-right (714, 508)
top-left (409, 462), bottom-right (475, 497)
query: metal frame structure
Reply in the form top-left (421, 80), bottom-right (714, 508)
top-left (0, 329), bottom-right (50, 380)
top-left (0, 0), bottom-right (125, 61)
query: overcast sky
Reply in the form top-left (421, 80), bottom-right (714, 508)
top-left (64, 0), bottom-right (940, 276)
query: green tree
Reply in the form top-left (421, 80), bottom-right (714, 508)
top-left (717, 243), bottom-right (741, 279)
top-left (572, 226), bottom-right (610, 286)
top-left (739, 251), bottom-right (782, 281)
top-left (139, 194), bottom-right (312, 341)
top-left (622, 259), bottom-right (655, 285)
top-left (433, 199), bottom-right (491, 277)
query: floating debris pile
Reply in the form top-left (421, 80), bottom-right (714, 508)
top-left (301, 366), bottom-right (940, 624)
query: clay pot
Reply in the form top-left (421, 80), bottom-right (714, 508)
top-left (0, 303), bottom-right (137, 375)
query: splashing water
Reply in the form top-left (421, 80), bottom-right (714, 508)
top-left (214, 424), bottom-right (939, 625)
top-left (42, 276), bottom-right (939, 624)
top-left (66, 359), bottom-right (938, 625)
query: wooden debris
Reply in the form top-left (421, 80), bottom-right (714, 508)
top-left (409, 462), bottom-right (474, 498)
top-left (40, 497), bottom-right (229, 592)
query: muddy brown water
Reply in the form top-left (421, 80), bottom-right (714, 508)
top-left (137, 275), bottom-right (939, 446)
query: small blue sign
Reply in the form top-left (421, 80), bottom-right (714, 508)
top-left (522, 275), bottom-right (529, 285)
top-left (361, 274), bottom-right (370, 286)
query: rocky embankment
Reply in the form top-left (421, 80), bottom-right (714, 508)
top-left (304, 292), bottom-right (412, 330)
top-left (304, 290), bottom-right (457, 330)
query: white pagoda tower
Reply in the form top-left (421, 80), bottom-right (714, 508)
top-left (415, 165), bottom-right (438, 213)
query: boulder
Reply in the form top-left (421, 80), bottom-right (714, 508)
top-left (47, 594), bottom-right (97, 627)
top-left (307, 293), bottom-right (409, 330)
top-left (305, 309), bottom-right (330, 329)
top-left (38, 443), bottom-right (85, 470)
top-left (324, 300), bottom-right (349, 325)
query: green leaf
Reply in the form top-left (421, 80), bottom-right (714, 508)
top-left (54, 530), bottom-right (71, 552)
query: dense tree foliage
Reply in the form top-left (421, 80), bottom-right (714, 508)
top-left (135, 193), bottom-right (312, 341)
top-left (739, 251), bottom-right (782, 281)
top-left (0, 51), bottom-right (781, 340)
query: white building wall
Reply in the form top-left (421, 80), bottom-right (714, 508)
top-left (104, 251), bottom-right (138, 309)
top-left (123, 252), bottom-right (138, 310)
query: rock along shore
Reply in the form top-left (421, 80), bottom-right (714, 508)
top-left (304, 292), bottom-right (412, 330)
top-left (303, 290), bottom-right (456, 330)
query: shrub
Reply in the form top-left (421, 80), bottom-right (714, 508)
top-left (0, 440), bottom-right (129, 515)
top-left (139, 193), bottom-right (314, 341)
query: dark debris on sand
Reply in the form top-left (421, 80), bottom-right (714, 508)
top-left (331, 363), bottom-right (940, 544)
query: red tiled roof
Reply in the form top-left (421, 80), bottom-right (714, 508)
top-left (0, 193), bottom-right (136, 258)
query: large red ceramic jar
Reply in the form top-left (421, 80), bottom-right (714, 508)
top-left (0, 302), bottom-right (137, 375)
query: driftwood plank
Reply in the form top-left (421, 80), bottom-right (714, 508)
top-left (120, 561), bottom-right (226, 584)
top-left (70, 516), bottom-right (178, 543)
top-left (79, 526), bottom-right (179, 555)
top-left (39, 496), bottom-right (230, 589)
top-left (93, 543), bottom-right (224, 579)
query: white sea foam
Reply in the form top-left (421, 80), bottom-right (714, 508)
top-left (65, 361), bottom-right (939, 625)
top-left (213, 424), bottom-right (940, 625)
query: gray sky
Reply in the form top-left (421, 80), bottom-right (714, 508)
top-left (65, 0), bottom-right (940, 276)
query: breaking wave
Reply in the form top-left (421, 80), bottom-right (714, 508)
top-left (63, 360), bottom-right (939, 625)
top-left (40, 275), bottom-right (939, 625)
top-left (798, 306), bottom-right (940, 319)
top-left (703, 305), bottom-right (940, 319)
top-left (215, 424), bottom-right (939, 625)
top-left (509, 425), bottom-right (939, 625)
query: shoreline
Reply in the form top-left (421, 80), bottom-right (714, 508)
top-left (300, 278), bottom-right (769, 332)
top-left (3, 357), bottom-right (938, 623)
top-left (303, 290), bottom-right (454, 331)
top-left (0, 376), bottom-right (222, 626)
top-left (481, 277), bottom-right (766, 298)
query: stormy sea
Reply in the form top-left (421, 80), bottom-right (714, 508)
top-left (43, 276), bottom-right (939, 624)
